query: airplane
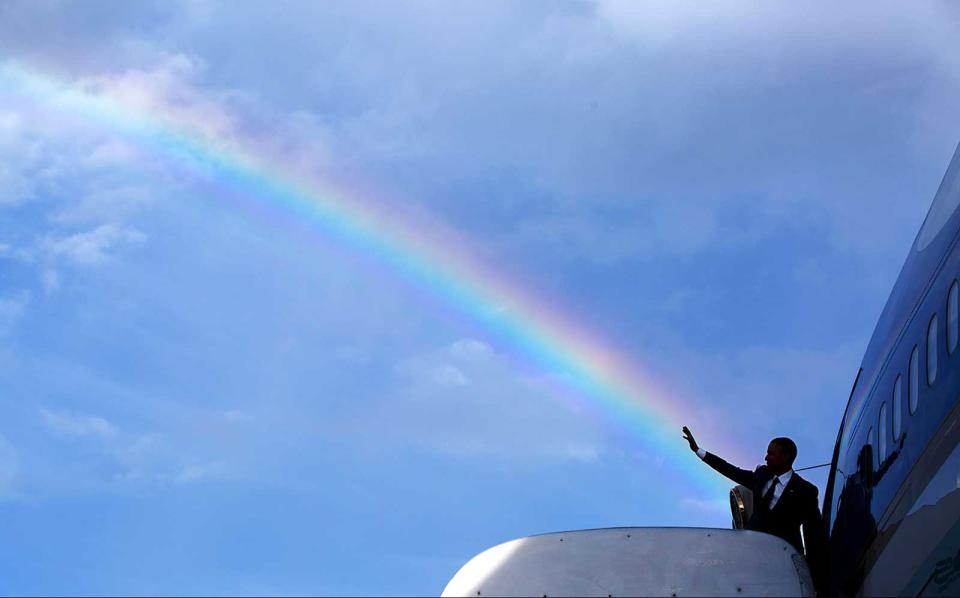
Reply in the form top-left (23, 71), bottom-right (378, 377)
top-left (440, 141), bottom-right (960, 597)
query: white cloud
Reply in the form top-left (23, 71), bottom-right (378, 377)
top-left (40, 408), bottom-right (116, 438)
top-left (109, 431), bottom-right (234, 488)
top-left (53, 185), bottom-right (155, 225)
top-left (0, 243), bottom-right (31, 262)
top-left (449, 338), bottom-right (494, 360)
top-left (559, 442), bottom-right (601, 463)
top-left (52, 54), bottom-right (338, 188)
top-left (77, 53), bottom-right (242, 145)
top-left (0, 291), bottom-right (30, 334)
top-left (432, 364), bottom-right (468, 387)
top-left (396, 338), bottom-right (495, 389)
top-left (1, 2), bottom-right (957, 264)
top-left (0, 163), bottom-right (34, 205)
top-left (0, 110), bottom-right (34, 205)
top-left (595, 1), bottom-right (956, 65)
top-left (171, 462), bottom-right (227, 485)
top-left (46, 224), bottom-right (145, 265)
top-left (2, 5), bottom-right (950, 273)
top-left (384, 338), bottom-right (605, 462)
top-left (83, 139), bottom-right (142, 167)
top-left (396, 358), bottom-right (468, 389)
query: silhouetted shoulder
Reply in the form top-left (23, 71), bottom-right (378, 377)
top-left (793, 474), bottom-right (818, 497)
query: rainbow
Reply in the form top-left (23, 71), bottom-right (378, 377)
top-left (2, 62), bottom-right (737, 496)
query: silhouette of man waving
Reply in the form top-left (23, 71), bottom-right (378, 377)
top-left (682, 426), bottom-right (825, 588)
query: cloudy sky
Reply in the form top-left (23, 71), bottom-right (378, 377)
top-left (1, 1), bottom-right (959, 595)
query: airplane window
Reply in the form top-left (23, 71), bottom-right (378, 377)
top-left (867, 426), bottom-right (875, 470)
top-left (879, 402), bottom-right (888, 462)
top-left (910, 346), bottom-right (920, 414)
top-left (893, 374), bottom-right (902, 441)
top-left (928, 314), bottom-right (939, 385)
top-left (949, 280), bottom-right (959, 354)
top-left (874, 426), bottom-right (879, 469)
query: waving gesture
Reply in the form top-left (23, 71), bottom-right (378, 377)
top-left (682, 426), bottom-right (699, 452)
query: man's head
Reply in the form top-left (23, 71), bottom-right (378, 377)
top-left (765, 437), bottom-right (797, 474)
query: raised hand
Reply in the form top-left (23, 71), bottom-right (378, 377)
top-left (682, 426), bottom-right (699, 452)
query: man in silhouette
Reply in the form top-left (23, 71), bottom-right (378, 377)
top-left (682, 426), bottom-right (825, 588)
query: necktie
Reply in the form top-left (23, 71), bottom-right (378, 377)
top-left (762, 476), bottom-right (780, 510)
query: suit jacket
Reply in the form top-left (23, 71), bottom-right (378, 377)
top-left (703, 452), bottom-right (823, 555)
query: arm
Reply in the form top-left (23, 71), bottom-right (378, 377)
top-left (682, 426), bottom-right (756, 487)
top-left (702, 452), bottom-right (757, 488)
top-left (800, 486), bottom-right (827, 594)
top-left (800, 485), bottom-right (825, 548)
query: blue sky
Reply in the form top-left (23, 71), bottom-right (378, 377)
top-left (1, 1), bottom-right (959, 595)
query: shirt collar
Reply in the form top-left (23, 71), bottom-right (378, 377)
top-left (776, 469), bottom-right (794, 486)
